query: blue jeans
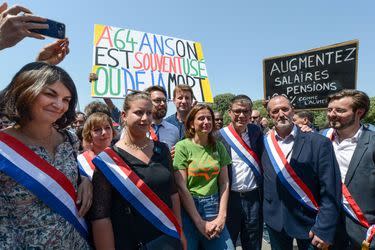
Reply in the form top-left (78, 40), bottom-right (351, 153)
top-left (266, 225), bottom-right (315, 250)
top-left (226, 189), bottom-right (263, 250)
top-left (182, 194), bottom-right (235, 250)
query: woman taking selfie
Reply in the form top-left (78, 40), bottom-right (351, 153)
top-left (0, 62), bottom-right (91, 249)
top-left (77, 112), bottom-right (116, 180)
top-left (173, 104), bottom-right (234, 250)
top-left (89, 92), bottom-right (185, 250)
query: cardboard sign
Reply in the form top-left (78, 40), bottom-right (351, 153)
top-left (91, 24), bottom-right (213, 102)
top-left (263, 40), bottom-right (358, 109)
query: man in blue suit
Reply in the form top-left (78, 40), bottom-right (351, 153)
top-left (262, 95), bottom-right (342, 250)
top-left (323, 90), bottom-right (375, 250)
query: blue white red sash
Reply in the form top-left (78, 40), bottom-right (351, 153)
top-left (0, 132), bottom-right (88, 239)
top-left (77, 151), bottom-right (95, 180)
top-left (321, 128), bottom-right (334, 141)
top-left (93, 148), bottom-right (181, 239)
top-left (220, 124), bottom-right (262, 179)
top-left (323, 128), bottom-right (375, 245)
top-left (264, 130), bottom-right (319, 212)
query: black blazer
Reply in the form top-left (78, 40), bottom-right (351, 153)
top-left (261, 127), bottom-right (342, 244)
top-left (343, 128), bottom-right (375, 249)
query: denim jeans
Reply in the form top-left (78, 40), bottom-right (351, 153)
top-left (226, 189), bottom-right (263, 250)
top-left (182, 193), bottom-right (235, 250)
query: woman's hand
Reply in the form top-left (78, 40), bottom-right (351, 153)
top-left (207, 215), bottom-right (226, 239)
top-left (76, 176), bottom-right (93, 217)
top-left (36, 38), bottom-right (69, 65)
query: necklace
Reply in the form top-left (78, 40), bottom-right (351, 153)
top-left (123, 140), bottom-right (150, 150)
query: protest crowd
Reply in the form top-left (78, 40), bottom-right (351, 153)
top-left (1, 3), bottom-right (375, 250)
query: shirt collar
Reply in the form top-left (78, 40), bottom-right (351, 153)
top-left (333, 125), bottom-right (363, 143)
top-left (275, 125), bottom-right (297, 141)
top-left (152, 119), bottom-right (165, 127)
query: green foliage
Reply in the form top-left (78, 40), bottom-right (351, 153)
top-left (363, 96), bottom-right (375, 125)
top-left (311, 110), bottom-right (327, 130)
top-left (212, 93), bottom-right (235, 126)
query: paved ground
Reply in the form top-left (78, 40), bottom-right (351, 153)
top-left (235, 240), bottom-right (271, 250)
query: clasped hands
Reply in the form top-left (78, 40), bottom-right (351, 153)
top-left (196, 216), bottom-right (225, 240)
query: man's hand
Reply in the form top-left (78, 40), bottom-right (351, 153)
top-left (309, 231), bottom-right (329, 249)
top-left (36, 38), bottom-right (69, 65)
top-left (0, 3), bottom-right (48, 50)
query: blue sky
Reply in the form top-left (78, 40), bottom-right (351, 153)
top-left (1, 0), bottom-right (374, 114)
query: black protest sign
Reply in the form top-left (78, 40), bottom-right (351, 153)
top-left (263, 40), bottom-right (358, 109)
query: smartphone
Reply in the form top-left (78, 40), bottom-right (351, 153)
top-left (30, 19), bottom-right (66, 39)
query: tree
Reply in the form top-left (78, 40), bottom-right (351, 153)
top-left (212, 93), bottom-right (235, 126)
top-left (363, 96), bottom-right (375, 125)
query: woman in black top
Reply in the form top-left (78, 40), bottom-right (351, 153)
top-left (89, 92), bottom-right (184, 250)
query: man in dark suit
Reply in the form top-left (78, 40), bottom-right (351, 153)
top-left (217, 95), bottom-right (263, 250)
top-left (262, 95), bottom-right (342, 250)
top-left (323, 89), bottom-right (375, 250)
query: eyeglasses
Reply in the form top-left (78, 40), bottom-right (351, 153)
top-left (230, 109), bottom-right (251, 116)
top-left (251, 116), bottom-right (260, 119)
top-left (152, 98), bottom-right (167, 104)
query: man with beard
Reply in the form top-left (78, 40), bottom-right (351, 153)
top-left (262, 95), bottom-right (341, 250)
top-left (165, 84), bottom-right (194, 139)
top-left (322, 90), bottom-right (375, 250)
top-left (217, 95), bottom-right (263, 250)
top-left (145, 86), bottom-right (179, 149)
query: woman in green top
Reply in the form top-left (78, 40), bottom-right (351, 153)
top-left (173, 104), bottom-right (234, 250)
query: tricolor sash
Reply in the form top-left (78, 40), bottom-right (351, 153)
top-left (77, 151), bottom-right (96, 180)
top-left (323, 128), bottom-right (375, 247)
top-left (264, 130), bottom-right (319, 212)
top-left (0, 132), bottom-right (88, 239)
top-left (93, 148), bottom-right (181, 239)
top-left (220, 124), bottom-right (262, 179)
top-left (321, 128), bottom-right (334, 141)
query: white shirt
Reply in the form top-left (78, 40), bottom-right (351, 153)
top-left (150, 119), bottom-right (179, 150)
top-left (230, 129), bottom-right (258, 192)
top-left (274, 125), bottom-right (298, 162)
top-left (332, 126), bottom-right (363, 182)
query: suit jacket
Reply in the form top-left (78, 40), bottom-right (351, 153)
top-left (343, 128), bottom-right (375, 249)
top-left (216, 123), bottom-right (263, 187)
top-left (261, 127), bottom-right (342, 244)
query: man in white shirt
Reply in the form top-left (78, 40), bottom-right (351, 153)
top-left (217, 95), bottom-right (264, 250)
top-left (323, 89), bottom-right (375, 250)
top-left (145, 86), bottom-right (179, 150)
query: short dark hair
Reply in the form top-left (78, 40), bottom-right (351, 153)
top-left (327, 89), bottom-right (370, 120)
top-left (144, 86), bottom-right (167, 97)
top-left (294, 110), bottom-right (314, 124)
top-left (0, 62), bottom-right (77, 129)
top-left (229, 95), bottom-right (253, 109)
top-left (84, 101), bottom-right (111, 117)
